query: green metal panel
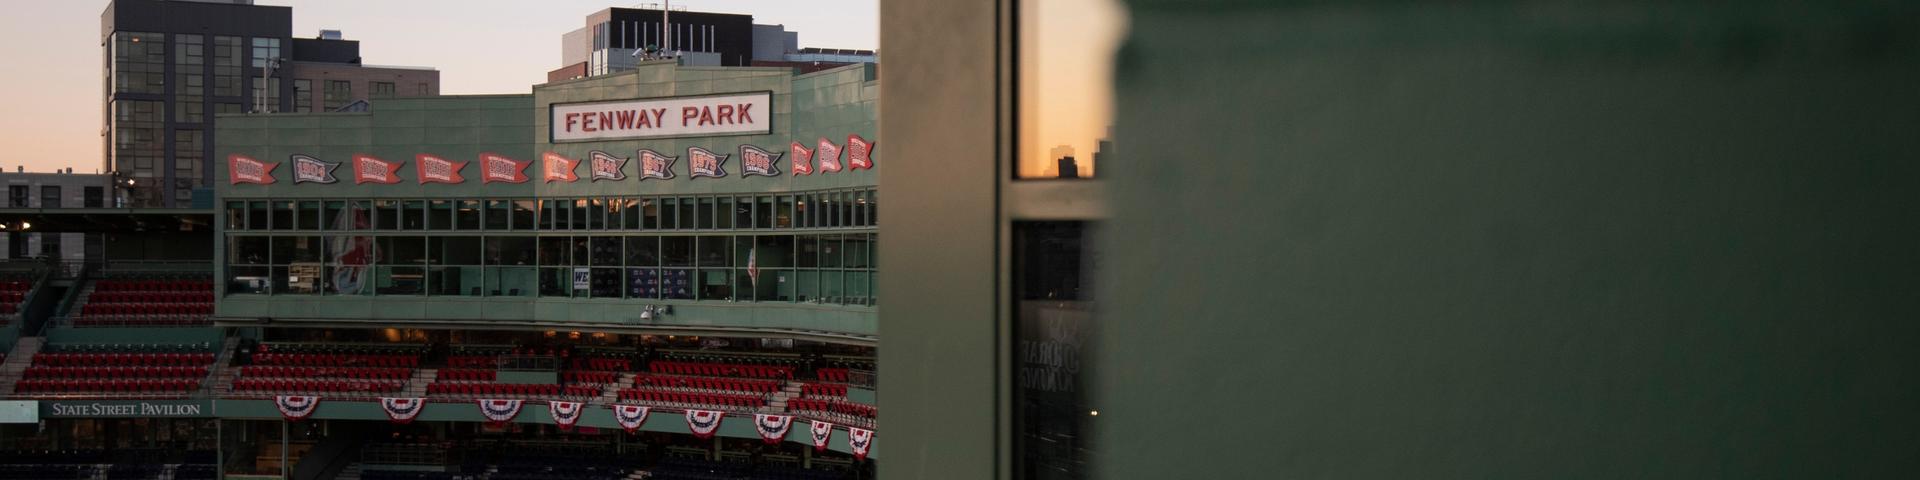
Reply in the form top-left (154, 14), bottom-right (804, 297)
top-left (45, 327), bottom-right (225, 347)
top-left (876, 0), bottom-right (1001, 478)
top-left (493, 371), bottom-right (556, 384)
top-left (1098, 1), bottom-right (1920, 478)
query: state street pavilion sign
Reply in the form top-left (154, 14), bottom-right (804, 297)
top-left (42, 400), bottom-right (213, 418)
top-left (552, 91), bottom-right (774, 143)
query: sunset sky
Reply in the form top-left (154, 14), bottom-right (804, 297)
top-left (0, 0), bottom-right (877, 174)
top-left (1020, 0), bottom-right (1126, 178)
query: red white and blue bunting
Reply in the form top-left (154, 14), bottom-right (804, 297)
top-left (379, 397), bottom-right (426, 424)
top-left (848, 427), bottom-right (874, 461)
top-left (754, 414), bottom-right (794, 445)
top-left (685, 409), bottom-right (724, 440)
top-left (809, 421), bottom-right (834, 452)
top-left (548, 401), bottom-right (584, 431)
top-left (612, 404), bottom-right (652, 434)
top-left (477, 399), bottom-right (524, 427)
top-left (274, 395), bottom-right (319, 422)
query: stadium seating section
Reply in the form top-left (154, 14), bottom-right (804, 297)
top-left (616, 389), bottom-right (768, 411)
top-left (800, 383), bottom-right (850, 398)
top-left (0, 279), bottom-right (30, 321)
top-left (426, 382), bottom-right (599, 399)
top-left (649, 361), bottom-right (794, 379)
top-left (71, 277), bottom-right (216, 327)
top-left (14, 344), bottom-right (214, 397)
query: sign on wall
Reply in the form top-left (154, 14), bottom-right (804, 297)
top-left (42, 400), bottom-right (213, 418)
top-left (551, 91), bottom-right (773, 142)
top-left (416, 154), bottom-right (467, 184)
top-left (292, 154), bottom-right (340, 184)
top-left (228, 155), bottom-right (278, 184)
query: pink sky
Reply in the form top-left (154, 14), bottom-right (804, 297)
top-left (0, 0), bottom-right (876, 174)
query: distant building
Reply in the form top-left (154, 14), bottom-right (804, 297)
top-left (1056, 156), bottom-right (1080, 179)
top-left (102, 0), bottom-right (440, 208)
top-left (551, 7), bottom-right (875, 81)
top-left (0, 170), bottom-right (111, 261)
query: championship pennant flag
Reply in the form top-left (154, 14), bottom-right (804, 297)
top-left (848, 427), bottom-right (874, 461)
top-left (543, 152), bottom-right (580, 183)
top-left (809, 421), bottom-right (834, 452)
top-left (789, 141), bottom-right (814, 176)
top-left (815, 137), bottom-right (844, 173)
top-left (477, 399), bottom-right (525, 427)
top-left (688, 146), bottom-right (730, 178)
top-left (415, 154), bottom-right (466, 184)
top-left (739, 144), bottom-right (783, 177)
top-left (291, 154), bottom-right (339, 184)
top-left (352, 154), bottom-right (404, 184)
top-left (638, 149), bottom-right (678, 180)
top-left (846, 134), bottom-right (876, 170)
top-left (612, 405), bottom-right (651, 434)
top-left (379, 397), bottom-right (425, 424)
top-left (274, 395), bottom-right (320, 422)
top-left (480, 152), bottom-right (531, 183)
top-left (548, 401), bottom-right (584, 431)
top-left (754, 414), bottom-right (794, 445)
top-left (589, 151), bottom-right (628, 181)
top-left (685, 409), bottom-right (724, 440)
top-left (228, 154), bottom-right (278, 184)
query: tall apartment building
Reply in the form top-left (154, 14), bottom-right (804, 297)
top-left (102, 0), bottom-right (439, 208)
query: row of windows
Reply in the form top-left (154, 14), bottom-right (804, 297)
top-left (6, 186), bottom-right (105, 208)
top-left (226, 191), bottom-right (878, 232)
top-left (225, 234), bottom-right (876, 305)
top-left (112, 32), bottom-right (166, 95)
top-left (229, 234), bottom-right (875, 268)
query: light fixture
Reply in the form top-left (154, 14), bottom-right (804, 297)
top-left (1089, 410), bottom-right (1099, 416)
top-left (19, 222), bottom-right (29, 230)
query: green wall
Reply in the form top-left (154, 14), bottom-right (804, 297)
top-left (46, 327), bottom-right (224, 347)
top-left (1099, 1), bottom-right (1920, 478)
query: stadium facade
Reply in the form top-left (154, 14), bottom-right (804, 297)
top-left (0, 60), bottom-right (879, 479)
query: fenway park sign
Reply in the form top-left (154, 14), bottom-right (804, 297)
top-left (552, 92), bottom-right (772, 142)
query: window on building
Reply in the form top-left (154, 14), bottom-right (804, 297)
top-left (175, 34), bottom-right (206, 123)
top-left (112, 32), bottom-right (166, 95)
top-left (175, 130), bottom-right (204, 186)
top-left (42, 233), bottom-right (62, 258)
top-left (40, 186), bottom-right (60, 208)
top-left (213, 36), bottom-right (242, 97)
top-left (417, 82), bottom-right (431, 95)
top-left (324, 80), bottom-right (351, 111)
top-left (250, 37), bottom-right (281, 68)
top-left (217, 192), bottom-right (880, 303)
top-left (371, 81), bottom-right (396, 99)
top-left (84, 187), bottom-right (104, 208)
top-left (293, 79), bottom-right (313, 113)
top-left (9, 186), bottom-right (28, 208)
top-left (113, 99), bottom-right (165, 205)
